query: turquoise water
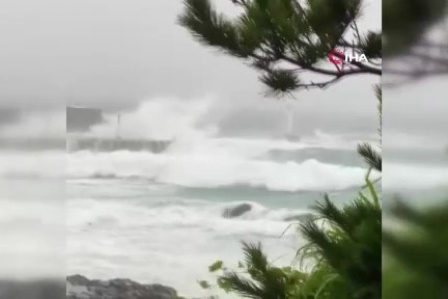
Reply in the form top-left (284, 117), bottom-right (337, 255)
top-left (3, 135), bottom-right (443, 297)
top-left (65, 133), bottom-right (448, 297)
top-left (66, 137), bottom-right (370, 297)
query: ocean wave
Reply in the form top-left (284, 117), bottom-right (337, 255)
top-left (383, 163), bottom-right (448, 190)
top-left (67, 195), bottom-right (301, 296)
top-left (68, 197), bottom-right (310, 236)
top-left (68, 150), bottom-right (372, 192)
top-left (221, 201), bottom-right (314, 221)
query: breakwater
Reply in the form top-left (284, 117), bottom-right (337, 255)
top-left (67, 137), bottom-right (171, 153)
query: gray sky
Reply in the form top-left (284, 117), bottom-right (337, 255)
top-left (0, 0), bottom-right (391, 137)
top-left (383, 20), bottom-right (448, 144)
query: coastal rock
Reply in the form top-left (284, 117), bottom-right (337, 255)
top-left (222, 203), bottom-right (252, 218)
top-left (67, 275), bottom-right (181, 299)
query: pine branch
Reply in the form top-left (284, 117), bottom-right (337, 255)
top-left (180, 0), bottom-right (382, 95)
top-left (231, 0), bottom-right (249, 9)
top-left (251, 51), bottom-right (378, 93)
top-left (221, 272), bottom-right (265, 299)
top-left (357, 142), bottom-right (382, 172)
top-left (383, 0), bottom-right (448, 85)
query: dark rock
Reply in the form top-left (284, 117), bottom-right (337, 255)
top-left (222, 203), bottom-right (252, 218)
top-left (67, 274), bottom-right (91, 286)
top-left (67, 275), bottom-right (180, 299)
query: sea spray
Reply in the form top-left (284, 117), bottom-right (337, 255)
top-left (68, 150), bottom-right (372, 192)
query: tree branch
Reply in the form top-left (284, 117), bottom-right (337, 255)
top-left (337, 39), bottom-right (364, 50)
top-left (297, 76), bottom-right (343, 89)
top-left (331, 51), bottom-right (382, 74)
top-left (180, 0), bottom-right (382, 93)
top-left (231, 0), bottom-right (249, 9)
top-left (251, 52), bottom-right (377, 77)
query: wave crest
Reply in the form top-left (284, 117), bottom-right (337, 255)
top-left (68, 150), bottom-right (371, 192)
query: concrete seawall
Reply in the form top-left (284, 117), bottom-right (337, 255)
top-left (68, 137), bottom-right (171, 153)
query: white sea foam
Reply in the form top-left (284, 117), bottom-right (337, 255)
top-left (63, 97), bottom-right (445, 298)
top-left (68, 149), bottom-right (371, 192)
top-left (86, 96), bottom-right (218, 140)
top-left (66, 96), bottom-right (380, 192)
top-left (383, 162), bottom-right (448, 190)
top-left (67, 193), bottom-right (304, 297)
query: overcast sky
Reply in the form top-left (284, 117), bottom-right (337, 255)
top-left (3, 0), bottom-right (445, 139)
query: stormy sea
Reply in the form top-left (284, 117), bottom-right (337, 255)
top-left (1, 101), bottom-right (446, 298)
top-left (63, 100), bottom-right (386, 298)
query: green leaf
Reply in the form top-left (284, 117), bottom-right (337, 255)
top-left (209, 260), bottom-right (224, 272)
top-left (259, 68), bottom-right (300, 96)
top-left (365, 177), bottom-right (379, 207)
top-left (357, 142), bottom-right (382, 172)
top-left (198, 280), bottom-right (211, 289)
top-left (216, 277), bottom-right (233, 292)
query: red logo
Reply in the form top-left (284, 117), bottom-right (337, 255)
top-left (327, 49), bottom-right (344, 65)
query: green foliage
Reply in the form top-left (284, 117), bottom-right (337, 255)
top-left (260, 69), bottom-right (301, 97)
top-left (357, 84), bottom-right (381, 172)
top-left (383, 0), bottom-right (448, 56)
top-left (178, 0), bottom-right (247, 57)
top-left (357, 143), bottom-right (381, 172)
top-left (179, 0), bottom-right (381, 95)
top-left (209, 260), bottom-right (224, 272)
top-left (383, 201), bottom-right (448, 299)
top-left (360, 32), bottom-right (382, 59)
top-left (198, 176), bottom-right (381, 299)
top-left (383, 0), bottom-right (448, 83)
top-left (381, 3), bottom-right (448, 299)
top-left (198, 280), bottom-right (212, 289)
top-left (298, 179), bottom-right (381, 299)
top-left (199, 243), bottom-right (305, 298)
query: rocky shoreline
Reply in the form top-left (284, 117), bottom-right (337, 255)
top-left (67, 275), bottom-right (183, 299)
top-left (0, 275), bottom-right (184, 299)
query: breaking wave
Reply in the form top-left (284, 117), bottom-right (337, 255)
top-left (68, 149), bottom-right (371, 192)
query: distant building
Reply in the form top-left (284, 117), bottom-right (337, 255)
top-left (67, 106), bottom-right (104, 132)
